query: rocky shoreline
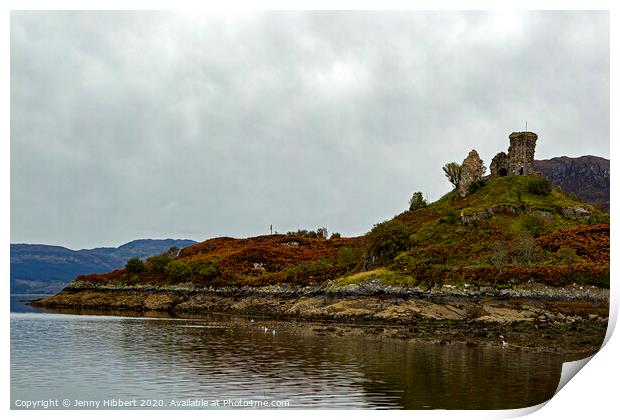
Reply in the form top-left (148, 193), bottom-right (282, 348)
top-left (31, 282), bottom-right (609, 359)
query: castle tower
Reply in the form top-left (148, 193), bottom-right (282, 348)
top-left (507, 131), bottom-right (537, 176)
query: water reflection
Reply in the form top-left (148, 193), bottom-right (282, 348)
top-left (11, 308), bottom-right (562, 409)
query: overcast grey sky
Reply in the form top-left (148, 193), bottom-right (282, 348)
top-left (11, 11), bottom-right (609, 250)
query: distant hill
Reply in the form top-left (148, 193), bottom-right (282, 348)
top-left (10, 239), bottom-right (196, 294)
top-left (535, 156), bottom-right (609, 211)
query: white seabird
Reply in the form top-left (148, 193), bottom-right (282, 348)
top-left (500, 335), bottom-right (508, 347)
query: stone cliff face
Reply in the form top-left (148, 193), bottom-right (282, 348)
top-left (534, 156), bottom-right (609, 211)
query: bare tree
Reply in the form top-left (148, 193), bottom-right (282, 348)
top-left (490, 242), bottom-right (507, 273)
top-left (513, 233), bottom-right (536, 266)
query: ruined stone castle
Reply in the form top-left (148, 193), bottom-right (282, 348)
top-left (457, 131), bottom-right (538, 196)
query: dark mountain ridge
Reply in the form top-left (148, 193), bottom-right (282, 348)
top-left (10, 238), bottom-right (196, 294)
top-left (534, 155), bottom-right (609, 211)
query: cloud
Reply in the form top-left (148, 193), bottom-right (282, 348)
top-left (10, 11), bottom-right (609, 249)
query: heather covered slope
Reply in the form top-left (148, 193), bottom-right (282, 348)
top-left (67, 235), bottom-right (364, 289)
top-left (61, 174), bottom-right (609, 292)
top-left (380, 174), bottom-right (610, 289)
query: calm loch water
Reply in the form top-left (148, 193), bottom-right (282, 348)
top-left (11, 298), bottom-right (563, 409)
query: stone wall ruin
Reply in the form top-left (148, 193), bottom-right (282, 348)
top-left (490, 152), bottom-right (509, 177)
top-left (458, 150), bottom-right (486, 197)
top-left (456, 131), bottom-right (538, 197)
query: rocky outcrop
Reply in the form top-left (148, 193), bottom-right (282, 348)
top-left (29, 268), bottom-right (609, 354)
top-left (559, 206), bottom-right (592, 219)
top-left (460, 205), bottom-right (520, 225)
top-left (29, 285), bottom-right (609, 354)
top-left (535, 155), bottom-right (610, 211)
top-left (31, 282), bottom-right (609, 323)
top-left (458, 150), bottom-right (486, 197)
top-left (459, 204), bottom-right (591, 225)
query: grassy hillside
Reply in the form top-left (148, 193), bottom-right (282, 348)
top-left (70, 174), bottom-right (609, 291)
top-left (356, 174), bottom-right (609, 289)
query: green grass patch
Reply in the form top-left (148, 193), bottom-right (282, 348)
top-left (333, 268), bottom-right (416, 287)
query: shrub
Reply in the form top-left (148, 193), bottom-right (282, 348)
top-left (195, 261), bottom-right (219, 282)
top-left (408, 192), bottom-right (428, 211)
top-left (442, 210), bottom-right (459, 224)
top-left (490, 242), bottom-right (507, 274)
top-left (467, 180), bottom-right (485, 194)
top-left (587, 214), bottom-right (610, 225)
top-left (391, 254), bottom-right (417, 274)
top-left (330, 232), bottom-right (342, 239)
top-left (366, 220), bottom-right (410, 264)
top-left (337, 247), bottom-right (358, 266)
top-left (313, 258), bottom-right (333, 270)
top-left (146, 252), bottom-right (172, 273)
top-left (557, 247), bottom-right (578, 264)
top-left (164, 260), bottom-right (192, 281)
top-left (286, 229), bottom-right (319, 238)
top-left (512, 233), bottom-right (537, 266)
top-left (317, 227), bottom-right (328, 239)
top-left (286, 258), bottom-right (333, 279)
top-left (520, 213), bottom-right (551, 237)
top-left (526, 176), bottom-right (552, 195)
top-left (125, 257), bottom-right (145, 273)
